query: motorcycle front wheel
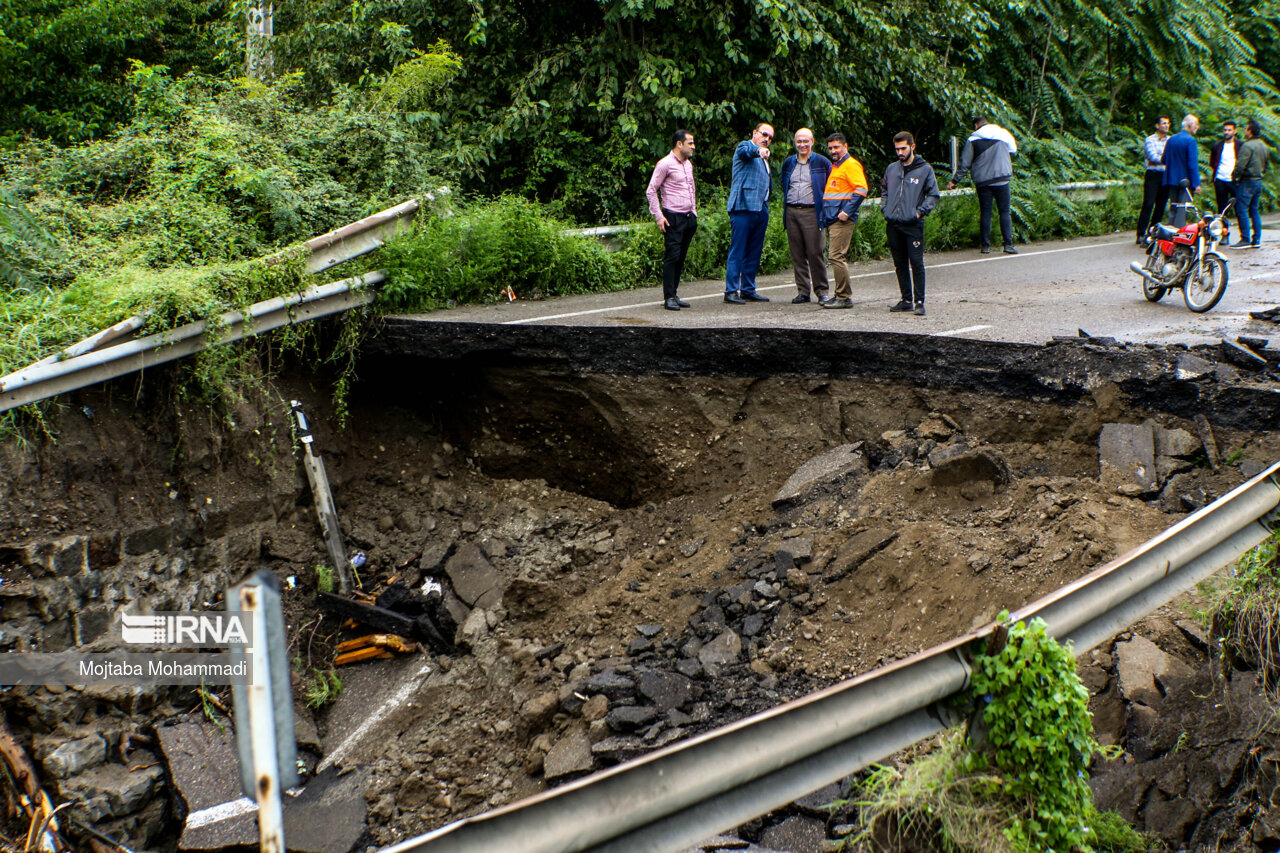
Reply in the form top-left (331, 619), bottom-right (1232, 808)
top-left (1142, 276), bottom-right (1167, 302)
top-left (1183, 254), bottom-right (1229, 313)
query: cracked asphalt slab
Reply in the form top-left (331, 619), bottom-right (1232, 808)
top-left (398, 221), bottom-right (1280, 346)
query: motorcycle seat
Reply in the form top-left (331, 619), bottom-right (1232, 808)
top-left (1153, 224), bottom-right (1181, 240)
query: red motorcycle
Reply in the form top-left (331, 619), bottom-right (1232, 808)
top-left (1130, 194), bottom-right (1232, 313)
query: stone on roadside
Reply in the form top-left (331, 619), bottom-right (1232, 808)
top-left (519, 691), bottom-right (560, 731)
top-left (59, 762), bottom-right (163, 820)
top-left (1099, 423), bottom-right (1158, 494)
top-left (678, 539), bottom-right (704, 558)
top-left (1114, 634), bottom-right (1193, 708)
top-left (916, 417), bottom-right (953, 441)
top-left (444, 543), bottom-right (505, 609)
top-left (606, 706), bottom-right (661, 732)
top-left (823, 529), bottom-right (897, 583)
top-left (40, 734), bottom-right (107, 779)
top-left (584, 669), bottom-right (636, 700)
top-left (772, 443), bottom-right (867, 509)
top-left (543, 728), bottom-right (594, 779)
top-left (581, 694), bottom-right (609, 722)
top-left (1154, 425), bottom-right (1201, 458)
top-left (637, 670), bottom-right (695, 711)
top-left (698, 630), bottom-right (742, 677)
top-left (927, 445), bottom-right (1012, 490)
top-left (785, 568), bottom-right (810, 592)
top-left (760, 815), bottom-right (827, 853)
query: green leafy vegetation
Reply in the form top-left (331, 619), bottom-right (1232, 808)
top-left (313, 563), bottom-right (336, 595)
top-left (1200, 531), bottom-right (1280, 688)
top-left (843, 616), bottom-right (1149, 852)
top-left (303, 668), bottom-right (343, 709)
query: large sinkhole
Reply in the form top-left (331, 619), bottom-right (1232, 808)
top-left (5, 322), bottom-right (1280, 851)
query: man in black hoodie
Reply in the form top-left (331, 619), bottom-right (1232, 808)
top-left (881, 132), bottom-right (941, 315)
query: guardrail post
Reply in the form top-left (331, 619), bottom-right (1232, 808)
top-left (229, 571), bottom-right (298, 853)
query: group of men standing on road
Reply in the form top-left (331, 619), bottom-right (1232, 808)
top-left (646, 117), bottom-right (1019, 317)
top-left (1137, 114), bottom-right (1270, 247)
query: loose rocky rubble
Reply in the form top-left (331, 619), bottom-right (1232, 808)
top-left (1, 363), bottom-right (1278, 850)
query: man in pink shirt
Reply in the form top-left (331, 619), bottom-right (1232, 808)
top-left (646, 130), bottom-right (698, 310)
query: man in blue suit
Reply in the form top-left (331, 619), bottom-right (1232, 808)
top-left (1162, 115), bottom-right (1201, 228)
top-left (725, 123), bottom-right (775, 304)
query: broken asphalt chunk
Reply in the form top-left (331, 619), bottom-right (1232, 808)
top-left (1221, 339), bottom-right (1268, 371)
top-left (1098, 423), bottom-right (1158, 494)
top-left (772, 442), bottom-right (867, 509)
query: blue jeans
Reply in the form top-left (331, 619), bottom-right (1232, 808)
top-left (725, 208), bottom-right (769, 294)
top-left (1235, 179), bottom-right (1263, 245)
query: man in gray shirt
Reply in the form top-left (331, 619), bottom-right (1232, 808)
top-left (779, 128), bottom-right (833, 303)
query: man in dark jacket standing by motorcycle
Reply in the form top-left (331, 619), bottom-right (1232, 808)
top-left (882, 132), bottom-right (941, 316)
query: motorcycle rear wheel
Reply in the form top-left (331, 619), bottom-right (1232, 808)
top-left (1183, 255), bottom-right (1229, 313)
top-left (1142, 276), bottom-right (1167, 302)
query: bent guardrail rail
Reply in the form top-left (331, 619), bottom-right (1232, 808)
top-left (0, 272), bottom-right (383, 413)
top-left (0, 198), bottom-right (420, 411)
top-left (382, 460), bottom-right (1280, 853)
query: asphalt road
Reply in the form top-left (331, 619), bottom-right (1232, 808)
top-left (403, 219), bottom-right (1280, 346)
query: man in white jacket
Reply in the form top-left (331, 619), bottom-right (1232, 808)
top-left (948, 116), bottom-right (1019, 254)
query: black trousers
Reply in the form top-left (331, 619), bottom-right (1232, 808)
top-left (1136, 171), bottom-right (1169, 238)
top-left (660, 209), bottom-right (698, 300)
top-left (976, 184), bottom-right (1013, 249)
top-left (1169, 186), bottom-right (1194, 228)
top-left (1213, 179), bottom-right (1235, 216)
top-left (886, 219), bottom-right (926, 303)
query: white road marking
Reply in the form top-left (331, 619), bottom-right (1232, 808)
top-left (935, 325), bottom-right (993, 337)
top-left (503, 239), bottom-right (1132, 325)
top-left (186, 797), bottom-right (257, 829)
top-left (317, 660), bottom-right (434, 774)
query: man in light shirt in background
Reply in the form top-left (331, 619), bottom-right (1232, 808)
top-left (1135, 116), bottom-right (1171, 245)
top-left (646, 129), bottom-right (698, 311)
top-left (1209, 120), bottom-right (1242, 217)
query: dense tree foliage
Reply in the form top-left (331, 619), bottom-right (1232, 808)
top-left (0, 0), bottom-right (230, 144)
top-left (266, 0), bottom-right (1279, 218)
top-left (2, 0), bottom-right (1277, 221)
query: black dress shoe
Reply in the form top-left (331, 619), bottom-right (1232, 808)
top-left (792, 294), bottom-right (810, 304)
top-left (724, 292), bottom-right (746, 304)
top-left (664, 298), bottom-right (681, 311)
top-left (817, 295), bottom-right (834, 305)
top-left (676, 298), bottom-right (691, 307)
top-left (742, 292), bottom-right (770, 302)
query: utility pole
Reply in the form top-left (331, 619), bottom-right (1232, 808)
top-left (246, 2), bottom-right (274, 80)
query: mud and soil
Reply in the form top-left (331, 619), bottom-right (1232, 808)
top-left (1, 328), bottom-right (1278, 850)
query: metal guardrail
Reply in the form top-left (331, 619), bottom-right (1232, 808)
top-left (383, 460), bottom-right (1280, 853)
top-left (0, 273), bottom-right (383, 413)
top-left (0, 199), bottom-right (420, 413)
top-left (566, 180), bottom-right (1129, 239)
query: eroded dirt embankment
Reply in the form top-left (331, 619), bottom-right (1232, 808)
top-left (1, 326), bottom-right (1278, 850)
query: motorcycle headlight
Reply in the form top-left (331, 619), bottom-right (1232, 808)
top-left (1209, 219), bottom-right (1225, 240)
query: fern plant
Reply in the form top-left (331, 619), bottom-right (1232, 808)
top-left (0, 190), bottom-right (56, 291)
